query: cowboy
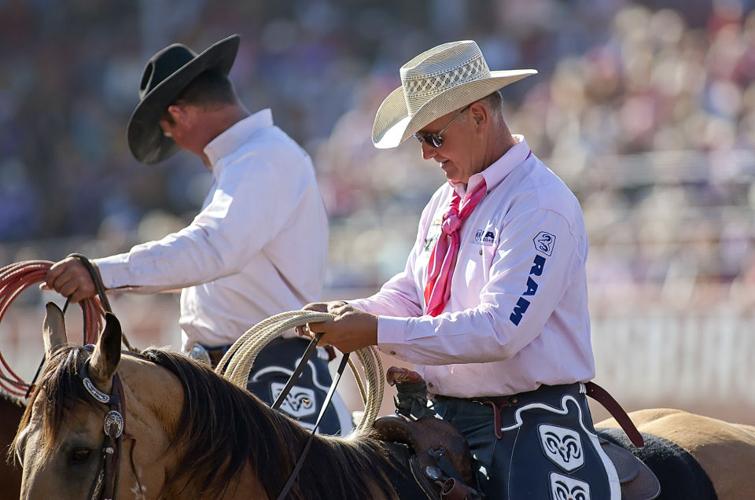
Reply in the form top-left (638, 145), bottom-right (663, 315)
top-left (45, 34), bottom-right (350, 435)
top-left (304, 41), bottom-right (621, 498)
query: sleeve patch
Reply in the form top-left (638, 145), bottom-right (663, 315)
top-left (533, 231), bottom-right (556, 256)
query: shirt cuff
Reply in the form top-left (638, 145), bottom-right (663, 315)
top-left (377, 315), bottom-right (410, 346)
top-left (93, 254), bottom-right (131, 289)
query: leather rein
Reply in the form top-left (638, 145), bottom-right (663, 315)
top-left (78, 353), bottom-right (126, 500)
top-left (271, 333), bottom-right (351, 500)
top-left (69, 254), bottom-right (137, 500)
top-left (72, 253), bottom-right (134, 499)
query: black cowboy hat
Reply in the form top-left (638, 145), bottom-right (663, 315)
top-left (127, 34), bottom-right (240, 164)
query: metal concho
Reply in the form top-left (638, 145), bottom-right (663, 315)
top-left (103, 410), bottom-right (124, 439)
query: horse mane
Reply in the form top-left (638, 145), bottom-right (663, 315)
top-left (13, 345), bottom-right (399, 499)
top-left (13, 347), bottom-right (97, 462)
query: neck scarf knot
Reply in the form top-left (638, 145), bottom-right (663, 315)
top-left (423, 179), bottom-right (487, 316)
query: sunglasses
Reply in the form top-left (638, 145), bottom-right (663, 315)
top-left (413, 106), bottom-right (470, 148)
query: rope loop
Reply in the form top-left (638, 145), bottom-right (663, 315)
top-left (215, 310), bottom-right (384, 432)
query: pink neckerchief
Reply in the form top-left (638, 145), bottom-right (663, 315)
top-left (423, 178), bottom-right (488, 316)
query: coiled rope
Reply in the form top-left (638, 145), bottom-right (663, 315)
top-left (0, 256), bottom-right (135, 397)
top-left (0, 260), bottom-right (101, 396)
top-left (215, 310), bottom-right (384, 432)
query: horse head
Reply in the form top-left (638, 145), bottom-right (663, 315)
top-left (13, 304), bottom-right (188, 500)
top-left (13, 304), bottom-right (415, 499)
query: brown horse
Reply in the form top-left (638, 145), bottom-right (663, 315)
top-left (13, 305), bottom-right (755, 499)
top-left (1, 389), bottom-right (23, 500)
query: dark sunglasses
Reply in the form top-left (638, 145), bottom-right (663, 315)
top-left (413, 106), bottom-right (470, 148)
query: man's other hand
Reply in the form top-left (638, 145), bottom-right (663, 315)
top-left (45, 257), bottom-right (97, 303)
top-left (307, 303), bottom-right (377, 353)
top-left (297, 300), bottom-right (347, 337)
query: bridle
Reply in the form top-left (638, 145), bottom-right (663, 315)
top-left (78, 352), bottom-right (127, 500)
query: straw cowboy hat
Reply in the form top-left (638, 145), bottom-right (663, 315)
top-left (372, 40), bottom-right (537, 149)
top-left (127, 34), bottom-right (240, 164)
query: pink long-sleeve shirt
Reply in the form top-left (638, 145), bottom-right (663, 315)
top-left (349, 136), bottom-right (595, 398)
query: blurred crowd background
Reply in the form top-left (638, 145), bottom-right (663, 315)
top-left (1, 0), bottom-right (754, 422)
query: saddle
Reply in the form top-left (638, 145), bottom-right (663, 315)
top-left (373, 367), bottom-right (480, 500)
top-left (599, 437), bottom-right (661, 499)
top-left (373, 367), bottom-right (660, 500)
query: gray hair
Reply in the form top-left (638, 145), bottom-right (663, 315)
top-left (480, 90), bottom-right (504, 123)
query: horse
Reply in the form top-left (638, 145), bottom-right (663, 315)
top-left (596, 409), bottom-right (755, 499)
top-left (13, 304), bottom-right (426, 499)
top-left (13, 304), bottom-right (755, 499)
top-left (0, 389), bottom-right (24, 500)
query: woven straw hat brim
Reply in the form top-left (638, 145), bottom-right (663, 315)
top-left (127, 35), bottom-right (240, 165)
top-left (372, 69), bottom-right (537, 149)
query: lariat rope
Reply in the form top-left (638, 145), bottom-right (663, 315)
top-left (215, 310), bottom-right (384, 432)
top-left (0, 257), bottom-right (134, 398)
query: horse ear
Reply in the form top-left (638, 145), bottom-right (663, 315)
top-left (89, 312), bottom-right (122, 386)
top-left (43, 302), bottom-right (68, 355)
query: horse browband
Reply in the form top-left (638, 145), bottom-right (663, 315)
top-left (79, 354), bottom-right (125, 500)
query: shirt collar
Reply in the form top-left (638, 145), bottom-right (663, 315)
top-left (454, 134), bottom-right (531, 197)
top-left (204, 109), bottom-right (274, 173)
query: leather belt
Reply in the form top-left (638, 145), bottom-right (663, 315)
top-left (584, 381), bottom-right (644, 447)
top-left (443, 382), bottom-right (644, 447)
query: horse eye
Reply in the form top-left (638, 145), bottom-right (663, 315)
top-left (70, 448), bottom-right (93, 465)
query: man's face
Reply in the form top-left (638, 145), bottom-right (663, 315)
top-left (415, 104), bottom-right (483, 185)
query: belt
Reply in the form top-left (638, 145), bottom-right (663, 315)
top-left (476, 383), bottom-right (582, 440)
top-left (436, 382), bottom-right (643, 447)
top-left (203, 345), bottom-right (228, 368)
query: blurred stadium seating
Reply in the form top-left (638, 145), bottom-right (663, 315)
top-left (1, 0), bottom-right (753, 422)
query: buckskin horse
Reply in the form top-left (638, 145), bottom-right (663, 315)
top-left (12, 305), bottom-right (755, 499)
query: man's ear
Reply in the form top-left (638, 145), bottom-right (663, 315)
top-left (165, 104), bottom-right (183, 122)
top-left (469, 102), bottom-right (487, 127)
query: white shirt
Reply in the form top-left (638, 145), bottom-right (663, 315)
top-left (349, 136), bottom-right (595, 398)
top-left (95, 110), bottom-right (328, 350)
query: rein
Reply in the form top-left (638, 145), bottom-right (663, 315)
top-left (268, 333), bottom-right (354, 499)
top-left (78, 352), bottom-right (127, 500)
top-left (67, 254), bottom-right (136, 353)
top-left (215, 310), bottom-right (385, 499)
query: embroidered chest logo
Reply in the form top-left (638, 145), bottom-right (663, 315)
top-left (509, 254), bottom-right (546, 325)
top-left (539, 424), bottom-right (584, 471)
top-left (474, 229), bottom-right (496, 246)
top-left (270, 382), bottom-right (316, 418)
top-left (533, 231), bottom-right (556, 256)
top-left (550, 472), bottom-right (591, 500)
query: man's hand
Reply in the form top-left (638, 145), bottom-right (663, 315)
top-left (301, 300), bottom-right (349, 314)
top-left (296, 300), bottom-right (347, 337)
top-left (45, 257), bottom-right (97, 303)
top-left (307, 303), bottom-right (378, 353)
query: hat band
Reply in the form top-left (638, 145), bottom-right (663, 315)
top-left (402, 55), bottom-right (489, 115)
